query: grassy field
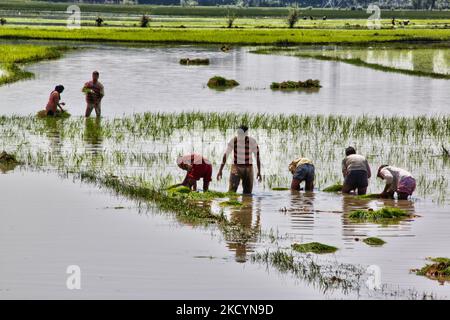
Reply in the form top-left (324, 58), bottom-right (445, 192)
top-left (0, 44), bottom-right (69, 85)
top-left (0, 26), bottom-right (449, 44)
top-left (2, 16), bottom-right (450, 29)
top-left (1, 2), bottom-right (450, 19)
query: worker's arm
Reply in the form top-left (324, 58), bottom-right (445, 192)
top-left (217, 153), bottom-right (227, 180)
top-left (291, 179), bottom-right (301, 191)
top-left (380, 169), bottom-right (394, 197)
top-left (366, 160), bottom-right (372, 179)
top-left (256, 145), bottom-right (262, 182)
top-left (342, 159), bottom-right (348, 178)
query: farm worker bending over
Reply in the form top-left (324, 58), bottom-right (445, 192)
top-left (217, 125), bottom-right (262, 194)
top-left (45, 85), bottom-right (65, 116)
top-left (377, 165), bottom-right (416, 200)
top-left (176, 154), bottom-right (212, 191)
top-left (342, 146), bottom-right (371, 195)
top-left (82, 71), bottom-right (104, 118)
top-left (289, 157), bottom-right (315, 191)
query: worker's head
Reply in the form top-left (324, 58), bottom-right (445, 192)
top-left (92, 71), bottom-right (100, 82)
top-left (345, 146), bottom-right (356, 156)
top-left (55, 85), bottom-right (64, 93)
top-left (176, 156), bottom-right (192, 172)
top-left (237, 124), bottom-right (249, 136)
top-left (377, 165), bottom-right (389, 179)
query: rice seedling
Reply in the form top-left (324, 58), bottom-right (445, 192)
top-left (271, 187), bottom-right (290, 191)
top-left (413, 257), bottom-right (450, 283)
top-left (219, 200), bottom-right (243, 207)
top-left (270, 79), bottom-right (321, 90)
top-left (179, 58), bottom-right (210, 65)
top-left (291, 242), bottom-right (338, 254)
top-left (323, 183), bottom-right (343, 192)
top-left (251, 249), bottom-right (363, 293)
top-left (349, 207), bottom-right (410, 222)
top-left (363, 237), bottom-right (386, 246)
top-left (356, 193), bottom-right (381, 199)
top-left (207, 76), bottom-right (239, 89)
top-left (0, 26), bottom-right (449, 45)
top-left (36, 110), bottom-right (71, 119)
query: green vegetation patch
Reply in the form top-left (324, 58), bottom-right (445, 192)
top-left (219, 199), bottom-right (243, 207)
top-left (356, 193), bottom-right (381, 199)
top-left (271, 79), bottom-right (321, 90)
top-left (349, 207), bottom-right (409, 221)
top-left (414, 257), bottom-right (450, 282)
top-left (363, 237), bottom-right (386, 246)
top-left (291, 242), bottom-right (338, 254)
top-left (323, 183), bottom-right (343, 192)
top-left (272, 187), bottom-right (290, 191)
top-left (180, 58), bottom-right (210, 65)
top-left (0, 150), bottom-right (20, 165)
top-left (0, 44), bottom-right (70, 86)
top-left (207, 76), bottom-right (239, 89)
top-left (36, 110), bottom-right (71, 119)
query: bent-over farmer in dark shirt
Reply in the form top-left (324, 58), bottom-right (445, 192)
top-left (289, 157), bottom-right (315, 191)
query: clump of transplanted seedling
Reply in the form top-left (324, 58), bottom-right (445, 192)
top-left (207, 76), bottom-right (239, 89)
top-left (270, 79), bottom-right (321, 90)
top-left (322, 183), bottom-right (343, 192)
top-left (167, 185), bottom-right (239, 202)
top-left (219, 199), bottom-right (243, 207)
top-left (292, 242), bottom-right (338, 254)
top-left (357, 193), bottom-right (381, 199)
top-left (0, 151), bottom-right (21, 173)
top-left (349, 207), bottom-right (410, 222)
top-left (272, 187), bottom-right (290, 191)
top-left (363, 237), bottom-right (386, 246)
top-left (413, 257), bottom-right (450, 283)
top-left (36, 109), bottom-right (71, 119)
top-left (179, 58), bottom-right (210, 65)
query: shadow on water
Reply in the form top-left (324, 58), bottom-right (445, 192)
top-left (226, 195), bottom-right (261, 263)
top-left (83, 117), bottom-right (103, 153)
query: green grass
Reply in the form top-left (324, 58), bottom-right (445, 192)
top-left (323, 183), bottom-right (343, 192)
top-left (0, 44), bottom-right (70, 86)
top-left (219, 199), bottom-right (243, 207)
top-left (291, 242), bottom-right (338, 254)
top-left (415, 257), bottom-right (450, 282)
top-left (363, 237), bottom-right (386, 246)
top-left (0, 26), bottom-right (449, 45)
top-left (295, 53), bottom-right (450, 79)
top-left (272, 187), bottom-right (290, 191)
top-left (349, 207), bottom-right (410, 221)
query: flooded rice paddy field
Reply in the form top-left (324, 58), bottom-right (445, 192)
top-left (1, 43), bottom-right (450, 299)
top-left (0, 44), bottom-right (449, 116)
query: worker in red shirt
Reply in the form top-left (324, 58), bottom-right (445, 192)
top-left (176, 154), bottom-right (212, 191)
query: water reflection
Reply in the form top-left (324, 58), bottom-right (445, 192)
top-left (226, 195), bottom-right (261, 263)
top-left (83, 117), bottom-right (103, 153)
top-left (42, 118), bottom-right (63, 154)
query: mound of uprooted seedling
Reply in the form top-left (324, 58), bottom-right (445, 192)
top-left (356, 193), bottom-right (381, 199)
top-left (413, 257), bottom-right (450, 283)
top-left (207, 76), bottom-right (239, 89)
top-left (291, 242), bottom-right (338, 254)
top-left (179, 58), bottom-right (210, 65)
top-left (0, 150), bottom-right (21, 172)
top-left (363, 237), bottom-right (386, 246)
top-left (322, 183), bottom-right (343, 192)
top-left (270, 79), bottom-right (321, 90)
top-left (166, 185), bottom-right (239, 202)
top-left (349, 207), bottom-right (410, 222)
top-left (0, 151), bottom-right (20, 165)
top-left (36, 109), bottom-right (71, 119)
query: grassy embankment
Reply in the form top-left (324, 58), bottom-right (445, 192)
top-left (0, 44), bottom-right (70, 85)
top-left (0, 26), bottom-right (449, 45)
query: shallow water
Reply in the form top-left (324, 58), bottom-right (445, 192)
top-left (0, 45), bottom-right (449, 116)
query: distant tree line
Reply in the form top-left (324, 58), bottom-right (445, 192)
top-left (44, 0), bottom-right (450, 9)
